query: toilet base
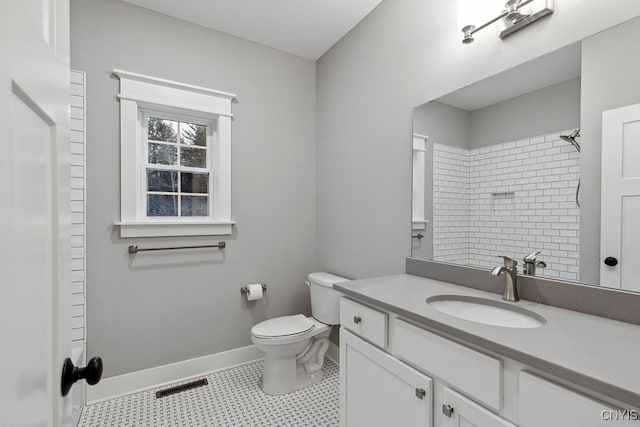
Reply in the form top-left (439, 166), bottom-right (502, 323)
top-left (259, 329), bottom-right (331, 396)
top-left (294, 365), bottom-right (325, 391)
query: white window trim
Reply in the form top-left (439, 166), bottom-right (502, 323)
top-left (412, 134), bottom-right (429, 231)
top-left (113, 69), bottom-right (237, 238)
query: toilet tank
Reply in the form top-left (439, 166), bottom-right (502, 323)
top-left (307, 272), bottom-right (350, 325)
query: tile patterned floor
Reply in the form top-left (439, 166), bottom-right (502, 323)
top-left (79, 359), bottom-right (340, 427)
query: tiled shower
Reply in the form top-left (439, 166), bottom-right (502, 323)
top-left (433, 130), bottom-right (581, 281)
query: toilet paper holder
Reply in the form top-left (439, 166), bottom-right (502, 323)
top-left (240, 284), bottom-right (267, 294)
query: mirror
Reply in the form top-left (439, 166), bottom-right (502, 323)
top-left (412, 16), bottom-right (640, 292)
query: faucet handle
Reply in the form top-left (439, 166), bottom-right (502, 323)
top-left (524, 250), bottom-right (541, 262)
top-left (501, 256), bottom-right (517, 268)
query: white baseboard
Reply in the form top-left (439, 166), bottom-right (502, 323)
top-left (87, 345), bottom-right (264, 404)
top-left (327, 341), bottom-right (340, 365)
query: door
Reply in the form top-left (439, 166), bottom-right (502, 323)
top-left (601, 103), bottom-right (640, 291)
top-left (441, 388), bottom-right (515, 427)
top-left (0, 1), bottom-right (72, 426)
top-left (340, 330), bottom-right (432, 427)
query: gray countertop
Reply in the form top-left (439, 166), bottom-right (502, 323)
top-left (334, 274), bottom-right (640, 409)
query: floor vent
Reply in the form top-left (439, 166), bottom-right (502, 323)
top-left (155, 378), bottom-right (209, 398)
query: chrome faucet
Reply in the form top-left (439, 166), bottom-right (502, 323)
top-left (522, 250), bottom-right (547, 276)
top-left (491, 256), bottom-right (519, 302)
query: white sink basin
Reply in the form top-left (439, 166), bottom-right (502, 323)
top-left (426, 295), bottom-right (546, 329)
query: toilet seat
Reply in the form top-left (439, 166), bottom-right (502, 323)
top-left (251, 314), bottom-right (314, 339)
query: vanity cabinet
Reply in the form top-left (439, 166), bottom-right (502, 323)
top-left (340, 297), bottom-right (634, 427)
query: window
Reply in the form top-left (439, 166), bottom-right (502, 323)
top-left (144, 114), bottom-right (212, 218)
top-left (114, 70), bottom-right (236, 237)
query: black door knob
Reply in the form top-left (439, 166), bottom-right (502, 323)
top-left (604, 257), bottom-right (618, 267)
top-left (61, 356), bottom-right (103, 396)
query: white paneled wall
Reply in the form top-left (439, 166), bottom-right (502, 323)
top-left (433, 131), bottom-right (581, 281)
top-left (70, 70), bottom-right (86, 346)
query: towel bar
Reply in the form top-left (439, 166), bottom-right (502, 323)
top-left (128, 241), bottom-right (226, 254)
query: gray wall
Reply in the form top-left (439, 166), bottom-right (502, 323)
top-left (413, 102), bottom-right (470, 149)
top-left (580, 16), bottom-right (640, 285)
top-left (316, 0), bottom-right (640, 280)
top-left (469, 77), bottom-right (581, 149)
top-left (71, 0), bottom-right (317, 377)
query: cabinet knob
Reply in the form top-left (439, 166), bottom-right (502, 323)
top-left (604, 256), bottom-right (618, 267)
top-left (442, 404), bottom-right (454, 418)
top-left (353, 316), bottom-right (362, 324)
top-left (415, 388), bottom-right (426, 400)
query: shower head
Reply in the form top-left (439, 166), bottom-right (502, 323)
top-left (560, 129), bottom-right (581, 153)
top-left (559, 129), bottom-right (582, 208)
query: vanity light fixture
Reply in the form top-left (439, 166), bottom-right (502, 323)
top-left (461, 0), bottom-right (554, 44)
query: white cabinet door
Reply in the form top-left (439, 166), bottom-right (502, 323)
top-left (519, 372), bottom-right (638, 427)
top-left (340, 329), bottom-right (432, 427)
top-left (441, 388), bottom-right (515, 427)
top-left (601, 103), bottom-right (640, 291)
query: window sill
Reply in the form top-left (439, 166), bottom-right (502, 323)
top-left (412, 220), bottom-right (429, 231)
top-left (115, 221), bottom-right (236, 238)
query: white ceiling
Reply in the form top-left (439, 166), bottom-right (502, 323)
top-left (122, 0), bottom-right (384, 60)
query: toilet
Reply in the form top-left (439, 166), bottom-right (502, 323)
top-left (251, 272), bottom-right (349, 395)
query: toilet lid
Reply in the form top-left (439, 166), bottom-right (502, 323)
top-left (251, 314), bottom-right (314, 338)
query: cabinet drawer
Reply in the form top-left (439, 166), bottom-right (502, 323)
top-left (340, 298), bottom-right (387, 348)
top-left (393, 319), bottom-right (502, 411)
top-left (519, 371), bottom-right (636, 426)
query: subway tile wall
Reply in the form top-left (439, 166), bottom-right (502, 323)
top-left (433, 144), bottom-right (470, 265)
top-left (433, 130), bottom-right (581, 281)
top-left (70, 70), bottom-right (86, 346)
